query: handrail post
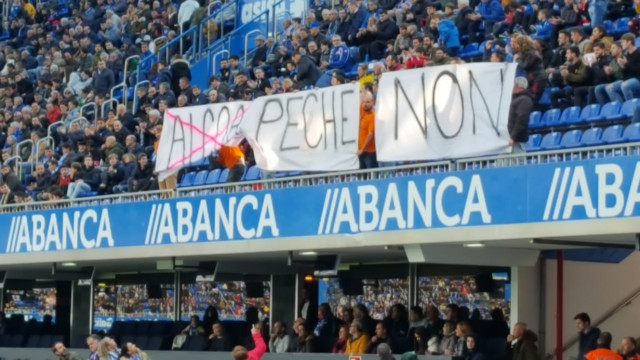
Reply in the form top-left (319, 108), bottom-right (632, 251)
top-left (243, 29), bottom-right (263, 67)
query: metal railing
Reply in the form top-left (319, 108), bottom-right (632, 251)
top-left (133, 80), bottom-right (151, 114)
top-left (2, 142), bottom-right (640, 213)
top-left (69, 117), bottom-right (90, 129)
top-left (47, 121), bottom-right (64, 138)
top-left (3, 156), bottom-right (23, 180)
top-left (110, 55), bottom-right (140, 108)
top-left (211, 49), bottom-right (230, 76)
top-left (101, 98), bottom-right (119, 117)
top-left (454, 142), bottom-right (640, 171)
top-left (243, 29), bottom-right (262, 67)
top-left (80, 102), bottom-right (97, 122)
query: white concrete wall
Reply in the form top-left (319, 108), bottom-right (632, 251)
top-left (544, 251), bottom-right (640, 360)
top-left (511, 263), bottom-right (541, 335)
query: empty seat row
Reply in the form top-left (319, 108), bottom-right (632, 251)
top-left (0, 333), bottom-right (64, 348)
top-left (529, 99), bottom-right (640, 129)
top-left (526, 123), bottom-right (640, 151)
top-left (177, 166), bottom-right (308, 188)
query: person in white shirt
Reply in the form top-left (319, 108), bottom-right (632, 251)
top-left (178, 0), bottom-right (200, 31)
top-left (269, 321), bottom-right (290, 353)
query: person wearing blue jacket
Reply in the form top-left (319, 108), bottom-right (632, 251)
top-left (347, 1), bottom-right (367, 43)
top-left (435, 13), bottom-right (460, 56)
top-left (532, 9), bottom-right (552, 39)
top-left (476, 0), bottom-right (505, 38)
top-left (328, 35), bottom-right (353, 72)
top-left (361, 0), bottom-right (383, 29)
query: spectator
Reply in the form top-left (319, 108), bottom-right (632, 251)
top-left (119, 342), bottom-right (149, 360)
top-left (619, 337), bottom-right (639, 359)
top-left (605, 33), bottom-right (640, 102)
top-left (129, 153), bottom-right (158, 192)
top-left (507, 75), bottom-right (533, 154)
top-left (346, 320), bottom-right (370, 354)
top-left (208, 322), bottom-right (233, 352)
top-left (433, 13), bottom-right (460, 56)
top-left (87, 335), bottom-right (101, 360)
top-left (1, 162), bottom-right (22, 192)
top-left (358, 91), bottom-right (377, 169)
top-left (512, 34), bottom-right (546, 98)
top-left (232, 325), bottom-right (267, 360)
top-left (332, 324), bottom-right (349, 353)
top-left (296, 323), bottom-right (316, 353)
top-left (575, 312), bottom-right (601, 360)
top-left (408, 306), bottom-right (427, 339)
top-left (476, 0), bottom-right (505, 38)
top-left (584, 332), bottom-right (620, 360)
top-left (269, 321), bottom-right (291, 353)
top-left (367, 322), bottom-right (393, 354)
top-left (439, 321), bottom-right (457, 355)
top-left (314, 303), bottom-right (338, 353)
top-left (464, 334), bottom-right (485, 360)
top-left (291, 51), bottom-right (321, 89)
top-left (454, 321), bottom-right (472, 357)
top-left (53, 341), bottom-right (82, 360)
top-left (506, 322), bottom-right (539, 360)
top-left (377, 343), bottom-right (396, 360)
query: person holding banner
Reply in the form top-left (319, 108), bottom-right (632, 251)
top-left (210, 145), bottom-right (246, 183)
top-left (358, 92), bottom-right (378, 169)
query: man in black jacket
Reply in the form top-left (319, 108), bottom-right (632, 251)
top-left (292, 52), bottom-right (321, 89)
top-left (67, 156), bottom-right (103, 199)
top-left (508, 77), bottom-right (533, 154)
top-left (93, 60), bottom-right (115, 97)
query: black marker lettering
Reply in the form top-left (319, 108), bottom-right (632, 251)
top-left (394, 75), bottom-right (427, 140)
top-left (302, 92), bottom-right (322, 149)
top-left (431, 71), bottom-right (463, 139)
top-left (281, 96), bottom-right (303, 151)
top-left (468, 69), bottom-right (501, 136)
top-left (322, 89), bottom-right (337, 149)
top-left (340, 89), bottom-right (356, 146)
top-left (256, 98), bottom-right (283, 145)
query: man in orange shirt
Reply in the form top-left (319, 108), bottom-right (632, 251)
top-left (585, 332), bottom-right (622, 360)
top-left (358, 91), bottom-right (377, 169)
top-left (213, 145), bottom-right (246, 182)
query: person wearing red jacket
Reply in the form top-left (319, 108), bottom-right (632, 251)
top-left (232, 324), bottom-right (266, 360)
top-left (404, 47), bottom-right (429, 68)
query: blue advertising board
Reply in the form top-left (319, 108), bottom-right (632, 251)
top-left (1, 157), bottom-right (639, 255)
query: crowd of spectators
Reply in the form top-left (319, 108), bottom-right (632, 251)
top-left (3, 287), bottom-right (57, 321)
top-left (0, 0), bottom-right (639, 205)
top-left (322, 278), bottom-right (410, 320)
top-left (180, 281), bottom-right (270, 321)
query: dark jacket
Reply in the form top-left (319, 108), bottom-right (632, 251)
top-left (93, 68), bottom-right (116, 96)
top-left (294, 55), bottom-right (321, 89)
top-left (508, 90), bottom-right (534, 143)
top-left (506, 330), bottom-right (539, 360)
top-left (578, 327), bottom-right (601, 360)
top-left (82, 166), bottom-right (103, 190)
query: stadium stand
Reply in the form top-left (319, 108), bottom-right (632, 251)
top-left (0, 0), bottom-right (639, 206)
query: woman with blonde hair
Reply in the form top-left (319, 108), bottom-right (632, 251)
top-left (512, 34), bottom-right (546, 98)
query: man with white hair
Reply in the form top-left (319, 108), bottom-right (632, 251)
top-left (508, 77), bottom-right (533, 154)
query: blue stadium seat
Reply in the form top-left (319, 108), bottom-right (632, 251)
top-left (540, 108), bottom-right (561, 128)
top-left (538, 87), bottom-right (555, 106)
top-left (612, 17), bottom-right (629, 34)
top-left (243, 165), bottom-right (261, 181)
top-left (603, 20), bottom-right (614, 34)
top-left (206, 169), bottom-right (222, 185)
top-left (525, 134), bottom-right (542, 151)
top-left (559, 129), bottom-right (583, 149)
top-left (528, 111), bottom-right (542, 129)
top-left (607, 98), bottom-right (640, 122)
top-left (459, 43), bottom-right (479, 58)
top-left (623, 123), bottom-right (640, 142)
top-left (192, 170), bottom-right (209, 186)
top-left (588, 101), bottom-right (621, 123)
top-left (601, 125), bottom-right (625, 144)
top-left (558, 106), bottom-right (581, 126)
top-left (528, 132), bottom-right (560, 151)
top-left (178, 172), bottom-right (196, 188)
top-left (580, 127), bottom-right (603, 146)
top-left (579, 104), bottom-right (601, 123)
top-left (77, 191), bottom-right (98, 198)
top-left (218, 169), bottom-right (229, 183)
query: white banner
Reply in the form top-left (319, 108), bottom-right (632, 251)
top-left (240, 83), bottom-right (360, 171)
top-left (375, 63), bottom-right (517, 161)
top-left (155, 101), bottom-right (250, 180)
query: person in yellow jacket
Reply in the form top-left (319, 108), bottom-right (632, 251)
top-left (346, 320), bottom-right (370, 354)
top-left (23, 0), bottom-right (35, 18)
